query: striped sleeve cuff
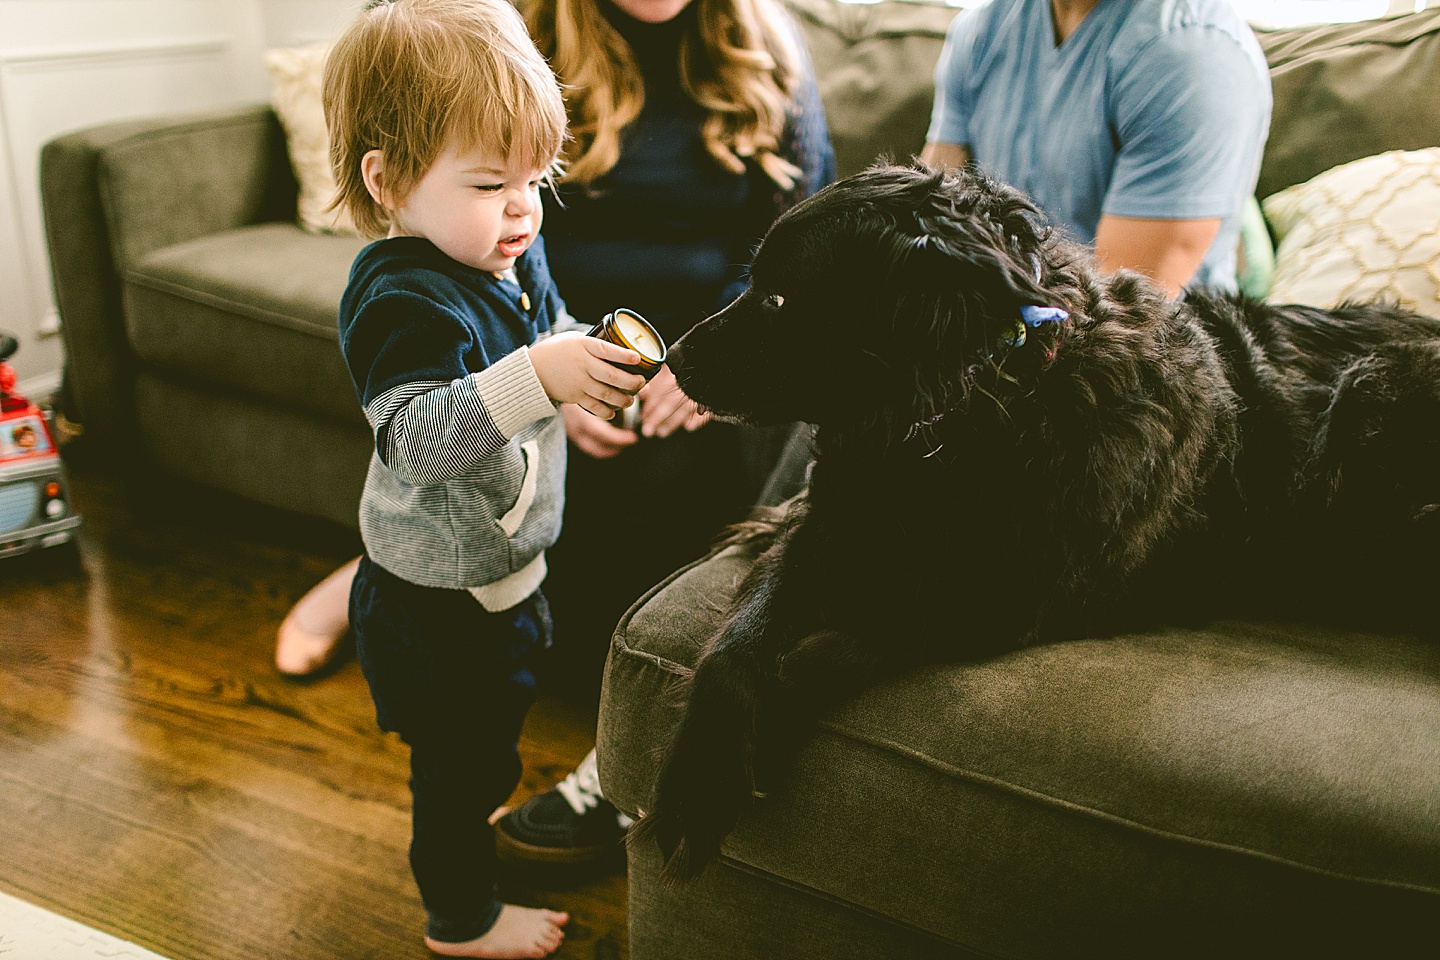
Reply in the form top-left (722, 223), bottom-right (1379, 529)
top-left (470, 346), bottom-right (558, 440)
top-left (552, 305), bottom-right (587, 335)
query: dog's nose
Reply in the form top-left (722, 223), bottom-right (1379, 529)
top-left (665, 341), bottom-right (686, 374)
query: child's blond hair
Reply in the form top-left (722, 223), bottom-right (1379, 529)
top-left (324, 0), bottom-right (567, 238)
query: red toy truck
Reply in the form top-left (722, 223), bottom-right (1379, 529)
top-left (0, 333), bottom-right (80, 558)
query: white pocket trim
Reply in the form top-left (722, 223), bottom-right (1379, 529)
top-left (497, 440), bottom-right (539, 536)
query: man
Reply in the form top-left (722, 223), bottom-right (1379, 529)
top-left (922, 0), bottom-right (1271, 296)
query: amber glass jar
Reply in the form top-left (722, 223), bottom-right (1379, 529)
top-left (587, 307), bottom-right (667, 380)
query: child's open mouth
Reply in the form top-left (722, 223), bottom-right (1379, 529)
top-left (497, 234), bottom-right (529, 258)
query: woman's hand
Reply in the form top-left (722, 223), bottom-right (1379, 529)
top-left (562, 402), bottom-right (639, 459)
top-left (638, 365), bottom-right (711, 438)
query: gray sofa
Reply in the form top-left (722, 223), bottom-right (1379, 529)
top-left (595, 4), bottom-right (1440, 959)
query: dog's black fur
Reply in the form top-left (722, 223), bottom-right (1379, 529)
top-left (639, 161), bottom-right (1440, 883)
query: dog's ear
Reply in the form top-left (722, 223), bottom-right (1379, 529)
top-left (868, 164), bottom-right (1063, 426)
top-left (909, 163), bottom-right (1053, 308)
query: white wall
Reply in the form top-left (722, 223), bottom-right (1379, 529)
top-left (258, 0), bottom-right (357, 47)
top-left (0, 0), bottom-right (359, 391)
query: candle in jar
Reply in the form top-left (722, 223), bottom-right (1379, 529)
top-left (615, 311), bottom-right (663, 361)
top-left (587, 308), bottom-right (666, 381)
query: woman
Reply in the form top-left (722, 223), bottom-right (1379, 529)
top-left (494, 0), bottom-right (834, 867)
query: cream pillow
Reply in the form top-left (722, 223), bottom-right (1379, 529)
top-left (1262, 148), bottom-right (1440, 318)
top-left (265, 44), bottom-right (360, 236)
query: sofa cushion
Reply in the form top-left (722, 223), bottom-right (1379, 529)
top-left (1255, 7), bottom-right (1440, 200)
top-left (95, 107), bottom-right (298, 274)
top-left (1236, 195), bottom-right (1275, 300)
top-left (266, 43), bottom-right (362, 237)
top-left (122, 222), bottom-right (368, 425)
top-left (1264, 147), bottom-right (1440, 318)
top-left (784, 0), bottom-right (960, 178)
top-left (600, 541), bottom-right (1440, 954)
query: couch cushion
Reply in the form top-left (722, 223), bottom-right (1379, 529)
top-left (1263, 147), bottom-right (1440, 318)
top-left (784, 0), bottom-right (960, 178)
top-left (122, 222), bottom-right (368, 424)
top-left (266, 43), bottom-right (362, 237)
top-left (1256, 7), bottom-right (1440, 200)
top-left (600, 541), bottom-right (1440, 954)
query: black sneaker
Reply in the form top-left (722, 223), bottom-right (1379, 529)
top-left (496, 750), bottom-right (633, 865)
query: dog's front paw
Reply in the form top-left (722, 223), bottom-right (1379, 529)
top-left (632, 652), bottom-right (763, 884)
top-left (632, 763), bottom-right (748, 885)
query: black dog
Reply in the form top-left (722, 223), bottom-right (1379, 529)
top-left (641, 161), bottom-right (1440, 883)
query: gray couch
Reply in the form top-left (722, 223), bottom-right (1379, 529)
top-left (596, 4), bottom-right (1440, 959)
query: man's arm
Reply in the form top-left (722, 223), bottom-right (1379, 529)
top-left (923, 9), bottom-right (978, 175)
top-left (923, 143), bottom-right (1216, 295)
top-left (1102, 24), bottom-right (1271, 297)
top-left (1094, 214), bottom-right (1221, 298)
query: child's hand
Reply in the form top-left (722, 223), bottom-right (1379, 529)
top-left (530, 332), bottom-right (646, 419)
top-left (638, 365), bottom-right (712, 438)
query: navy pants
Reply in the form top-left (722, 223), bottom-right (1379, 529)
top-left (350, 553), bottom-right (549, 943)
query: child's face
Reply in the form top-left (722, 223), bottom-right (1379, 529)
top-left (389, 144), bottom-right (548, 274)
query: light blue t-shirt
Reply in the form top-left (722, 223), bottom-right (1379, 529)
top-left (928, 0), bottom-right (1272, 290)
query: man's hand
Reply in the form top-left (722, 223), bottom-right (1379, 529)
top-left (562, 402), bottom-right (639, 459)
top-left (530, 331), bottom-right (646, 419)
top-left (638, 365), bottom-right (711, 438)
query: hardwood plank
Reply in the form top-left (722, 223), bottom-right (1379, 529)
top-left (0, 449), bottom-right (628, 960)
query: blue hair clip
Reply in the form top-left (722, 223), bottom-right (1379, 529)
top-left (1020, 305), bottom-right (1069, 328)
top-left (1005, 305), bottom-right (1069, 347)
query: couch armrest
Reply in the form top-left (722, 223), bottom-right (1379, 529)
top-left (40, 105), bottom-right (297, 444)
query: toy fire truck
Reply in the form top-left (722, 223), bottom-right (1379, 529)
top-left (0, 332), bottom-right (80, 558)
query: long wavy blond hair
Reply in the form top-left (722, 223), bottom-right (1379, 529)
top-left (525, 0), bottom-right (803, 190)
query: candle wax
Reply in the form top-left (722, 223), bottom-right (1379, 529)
top-left (615, 313), bottom-right (662, 360)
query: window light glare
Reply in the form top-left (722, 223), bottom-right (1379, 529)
top-left (1228, 1), bottom-right (1390, 27)
top-left (832, 0), bottom-right (1427, 26)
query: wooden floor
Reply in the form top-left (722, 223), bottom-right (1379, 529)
top-left (0, 445), bottom-right (628, 960)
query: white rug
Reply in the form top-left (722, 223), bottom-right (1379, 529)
top-left (0, 891), bottom-right (170, 959)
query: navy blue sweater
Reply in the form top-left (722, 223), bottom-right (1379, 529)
top-left (540, 0), bottom-right (836, 343)
top-left (339, 236), bottom-right (569, 607)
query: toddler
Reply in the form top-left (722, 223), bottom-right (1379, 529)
top-left (323, 0), bottom-right (645, 955)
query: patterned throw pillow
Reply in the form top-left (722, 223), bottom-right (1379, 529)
top-left (265, 44), bottom-right (360, 237)
top-left (1262, 148), bottom-right (1440, 318)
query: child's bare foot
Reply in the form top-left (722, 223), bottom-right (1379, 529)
top-left (424, 905), bottom-right (569, 959)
